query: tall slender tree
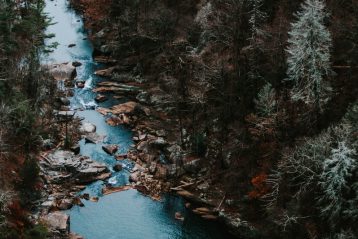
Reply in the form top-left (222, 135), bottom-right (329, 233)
top-left (286, 0), bottom-right (332, 107)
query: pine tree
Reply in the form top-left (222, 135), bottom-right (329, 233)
top-left (318, 142), bottom-right (357, 224)
top-left (286, 0), bottom-right (332, 105)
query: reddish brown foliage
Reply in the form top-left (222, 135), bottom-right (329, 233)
top-left (248, 172), bottom-right (270, 199)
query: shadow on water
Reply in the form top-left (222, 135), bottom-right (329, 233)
top-left (43, 0), bottom-right (236, 238)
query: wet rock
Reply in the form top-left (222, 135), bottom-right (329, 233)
top-left (84, 133), bottom-right (104, 144)
top-left (175, 212), bottom-right (184, 221)
top-left (48, 62), bottom-right (77, 81)
top-left (90, 197), bottom-right (99, 202)
top-left (42, 211), bottom-right (69, 234)
top-left (113, 164), bottom-right (123, 172)
top-left (95, 94), bottom-right (108, 102)
top-left (71, 144), bottom-right (80, 155)
top-left (85, 136), bottom-right (96, 144)
top-left (80, 122), bottom-right (96, 134)
top-left (57, 199), bottom-right (73, 210)
top-left (94, 66), bottom-right (116, 77)
top-left (102, 185), bottom-right (132, 195)
top-left (102, 144), bottom-right (118, 155)
top-left (73, 197), bottom-right (84, 207)
top-left (115, 154), bottom-right (127, 160)
top-left (68, 43), bottom-right (76, 47)
top-left (81, 193), bottom-right (90, 200)
top-left (129, 172), bottom-right (139, 183)
top-left (110, 101), bottom-right (138, 115)
top-left (45, 150), bottom-right (109, 184)
top-left (76, 80), bottom-right (86, 88)
top-left (72, 61), bottom-right (82, 67)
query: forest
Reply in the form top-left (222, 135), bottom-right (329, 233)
top-left (0, 0), bottom-right (357, 239)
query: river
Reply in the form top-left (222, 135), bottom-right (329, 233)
top-left (43, 0), bottom-right (236, 238)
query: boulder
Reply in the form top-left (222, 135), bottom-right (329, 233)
top-left (94, 66), bottom-right (116, 77)
top-left (68, 43), bottom-right (76, 48)
top-left (45, 150), bottom-right (109, 184)
top-left (102, 144), bottom-right (118, 155)
top-left (175, 212), bottom-right (184, 221)
top-left (95, 94), bottom-right (108, 102)
top-left (72, 61), bottom-right (82, 67)
top-left (113, 164), bottom-right (123, 172)
top-left (48, 62), bottom-right (77, 81)
top-left (71, 144), bottom-right (80, 155)
top-left (76, 80), bottom-right (86, 88)
top-left (57, 199), bottom-right (73, 210)
top-left (110, 101), bottom-right (138, 115)
top-left (73, 197), bottom-right (84, 207)
top-left (42, 212), bottom-right (69, 233)
top-left (81, 193), bottom-right (90, 200)
top-left (84, 133), bottom-right (104, 144)
top-left (129, 172), bottom-right (139, 183)
top-left (80, 122), bottom-right (96, 134)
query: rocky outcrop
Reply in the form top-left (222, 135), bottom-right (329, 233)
top-left (42, 211), bottom-right (70, 236)
top-left (102, 144), bottom-right (118, 155)
top-left (40, 150), bottom-right (110, 184)
top-left (48, 62), bottom-right (77, 81)
top-left (80, 122), bottom-right (96, 134)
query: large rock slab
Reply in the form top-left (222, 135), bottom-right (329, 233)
top-left (111, 101), bottom-right (138, 115)
top-left (42, 150), bottom-right (109, 184)
top-left (42, 211), bottom-right (70, 234)
top-left (80, 122), bottom-right (96, 134)
top-left (48, 62), bottom-right (77, 81)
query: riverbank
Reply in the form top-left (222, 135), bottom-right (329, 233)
top-left (34, 1), bottom-right (249, 238)
top-left (64, 1), bottom-right (260, 238)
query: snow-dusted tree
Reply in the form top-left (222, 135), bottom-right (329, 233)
top-left (318, 142), bottom-right (357, 224)
top-left (286, 0), bottom-right (332, 105)
top-left (254, 82), bottom-right (276, 116)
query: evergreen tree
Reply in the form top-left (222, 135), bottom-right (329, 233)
top-left (286, 0), bottom-right (332, 105)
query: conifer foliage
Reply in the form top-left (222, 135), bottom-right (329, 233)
top-left (286, 0), bottom-right (332, 105)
